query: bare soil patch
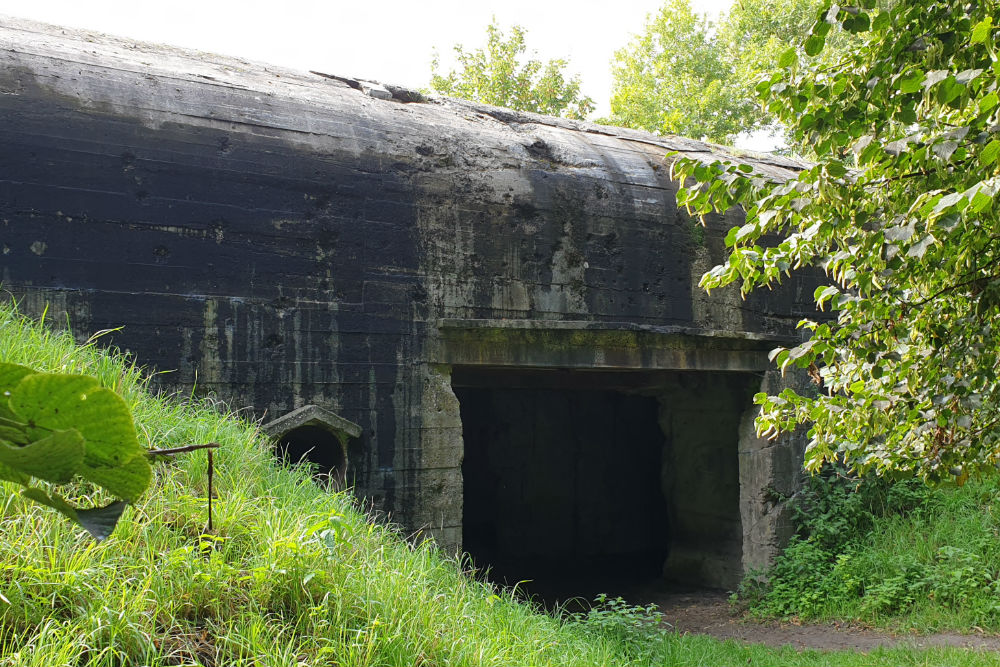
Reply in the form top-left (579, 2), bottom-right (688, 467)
top-left (513, 574), bottom-right (1000, 652)
top-left (646, 587), bottom-right (1000, 652)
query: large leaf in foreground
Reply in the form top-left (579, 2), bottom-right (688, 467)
top-left (21, 488), bottom-right (129, 541)
top-left (0, 362), bottom-right (34, 444)
top-left (0, 461), bottom-right (29, 485)
top-left (8, 372), bottom-right (151, 501)
top-left (79, 454), bottom-right (151, 503)
top-left (0, 428), bottom-right (85, 483)
top-left (0, 362), bottom-right (35, 395)
top-left (11, 373), bottom-right (146, 464)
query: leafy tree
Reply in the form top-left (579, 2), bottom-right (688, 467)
top-left (671, 1), bottom-right (1000, 482)
top-left (607, 0), bottom-right (851, 145)
top-left (430, 20), bottom-right (595, 120)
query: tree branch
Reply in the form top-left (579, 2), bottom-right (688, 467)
top-left (147, 442), bottom-right (221, 457)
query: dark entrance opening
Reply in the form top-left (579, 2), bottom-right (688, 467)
top-left (276, 424), bottom-right (347, 481)
top-left (455, 368), bottom-right (670, 599)
top-left (263, 405), bottom-right (361, 490)
top-left (454, 367), bottom-right (755, 600)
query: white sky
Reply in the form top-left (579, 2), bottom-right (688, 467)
top-left (0, 0), bottom-right (733, 114)
top-left (0, 1), bottom-right (781, 148)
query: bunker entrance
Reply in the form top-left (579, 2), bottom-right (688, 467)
top-left (276, 424), bottom-right (346, 478)
top-left (453, 368), bottom-right (756, 598)
top-left (262, 405), bottom-right (362, 489)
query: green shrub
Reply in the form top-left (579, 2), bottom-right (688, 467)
top-left (563, 594), bottom-right (671, 664)
top-left (743, 464), bottom-right (1000, 631)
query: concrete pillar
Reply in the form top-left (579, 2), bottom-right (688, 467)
top-left (406, 363), bottom-right (465, 553)
top-left (738, 369), bottom-right (810, 576)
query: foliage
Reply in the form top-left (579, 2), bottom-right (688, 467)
top-left (788, 465), bottom-right (936, 553)
top-left (606, 0), bottom-right (852, 144)
top-left (429, 20), bottom-right (595, 119)
top-left (671, 1), bottom-right (1000, 480)
top-left (564, 594), bottom-right (671, 664)
top-left (0, 304), bottom-right (998, 666)
top-left (744, 473), bottom-right (1000, 631)
top-left (0, 361), bottom-right (150, 539)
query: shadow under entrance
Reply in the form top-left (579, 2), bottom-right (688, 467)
top-left (453, 367), bottom-right (757, 599)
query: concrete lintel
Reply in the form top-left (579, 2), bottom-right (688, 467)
top-left (261, 404), bottom-right (362, 441)
top-left (437, 318), bottom-right (797, 343)
top-left (432, 320), bottom-right (777, 372)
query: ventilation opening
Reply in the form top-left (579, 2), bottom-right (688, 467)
top-left (276, 424), bottom-right (347, 482)
top-left (454, 368), bottom-right (754, 601)
top-left (262, 405), bottom-right (361, 489)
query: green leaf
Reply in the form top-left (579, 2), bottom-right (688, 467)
top-left (805, 34), bottom-right (826, 57)
top-left (0, 421), bottom-right (28, 446)
top-left (969, 190), bottom-right (994, 214)
top-left (981, 139), bottom-right (1000, 167)
top-left (9, 374), bottom-right (143, 467)
top-left (814, 285), bottom-right (840, 307)
top-left (0, 428), bottom-right (85, 483)
top-left (0, 363), bottom-right (35, 445)
top-left (78, 454), bottom-right (151, 503)
top-left (826, 162), bottom-right (847, 177)
top-left (0, 460), bottom-right (29, 485)
top-left (778, 47), bottom-right (798, 68)
top-left (847, 12), bottom-right (870, 33)
top-left (8, 373), bottom-right (150, 500)
top-left (971, 17), bottom-right (993, 44)
top-left (937, 77), bottom-right (964, 104)
top-left (980, 92), bottom-right (999, 114)
top-left (0, 363), bottom-right (35, 395)
top-left (897, 70), bottom-right (924, 94)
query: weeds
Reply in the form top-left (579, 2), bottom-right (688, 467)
top-left (563, 594), bottom-right (672, 663)
top-left (3, 301), bottom-right (1000, 664)
top-left (742, 464), bottom-right (1000, 632)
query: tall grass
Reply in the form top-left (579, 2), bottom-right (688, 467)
top-left (1, 301), bottom-right (1000, 666)
top-left (743, 466), bottom-right (1000, 634)
top-left (0, 302), bottom-right (625, 666)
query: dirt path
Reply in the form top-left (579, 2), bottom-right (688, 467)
top-left (649, 589), bottom-right (1000, 652)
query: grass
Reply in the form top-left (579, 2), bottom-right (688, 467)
top-left (743, 467), bottom-right (1000, 635)
top-left (1, 300), bottom-right (999, 665)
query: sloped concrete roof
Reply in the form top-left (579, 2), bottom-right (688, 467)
top-left (261, 404), bottom-right (362, 441)
top-left (0, 15), bottom-right (805, 183)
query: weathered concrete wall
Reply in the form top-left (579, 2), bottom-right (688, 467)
top-left (658, 373), bottom-right (759, 589)
top-left (739, 369), bottom-right (813, 575)
top-left (0, 17), bottom-right (819, 580)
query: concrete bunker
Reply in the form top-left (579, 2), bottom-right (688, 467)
top-left (454, 367), bottom-right (757, 596)
top-left (0, 17), bottom-right (817, 590)
top-left (262, 405), bottom-right (362, 487)
top-left (430, 321), bottom-right (794, 594)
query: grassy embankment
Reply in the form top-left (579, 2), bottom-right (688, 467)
top-left (743, 465), bottom-right (1000, 635)
top-left (1, 301), bottom-right (1000, 666)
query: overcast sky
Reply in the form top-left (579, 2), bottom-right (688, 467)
top-left (0, 0), bottom-right (734, 117)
